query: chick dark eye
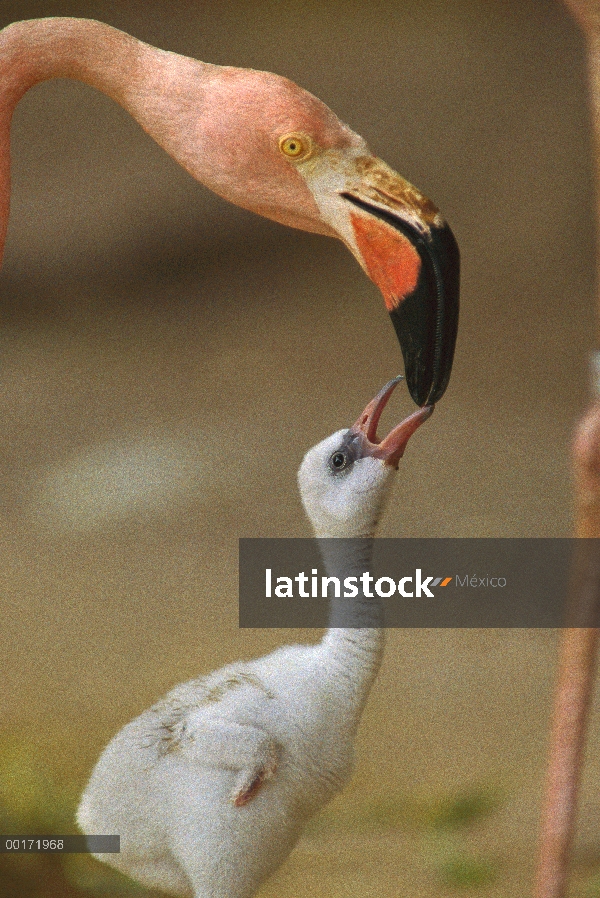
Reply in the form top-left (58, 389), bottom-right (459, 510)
top-left (330, 451), bottom-right (348, 471)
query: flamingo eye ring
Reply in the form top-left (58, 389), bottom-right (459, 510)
top-left (278, 132), bottom-right (313, 161)
top-left (329, 451), bottom-right (349, 472)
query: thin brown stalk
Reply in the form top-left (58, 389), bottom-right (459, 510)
top-left (534, 3), bottom-right (600, 895)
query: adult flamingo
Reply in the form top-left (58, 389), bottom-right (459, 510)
top-left (0, 17), bottom-right (459, 405)
top-left (77, 376), bottom-right (432, 897)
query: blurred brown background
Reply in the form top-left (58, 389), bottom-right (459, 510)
top-left (0, 1), bottom-right (598, 895)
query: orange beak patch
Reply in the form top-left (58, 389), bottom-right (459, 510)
top-left (350, 211), bottom-right (421, 312)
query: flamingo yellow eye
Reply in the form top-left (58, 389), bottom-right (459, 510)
top-left (278, 133), bottom-right (312, 161)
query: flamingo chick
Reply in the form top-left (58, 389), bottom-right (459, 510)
top-left (0, 18), bottom-right (458, 405)
top-left (77, 376), bottom-right (432, 898)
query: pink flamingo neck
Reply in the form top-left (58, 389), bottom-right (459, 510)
top-left (0, 17), bottom-right (216, 265)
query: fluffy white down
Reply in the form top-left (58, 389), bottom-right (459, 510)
top-left (77, 424), bottom-right (396, 898)
top-left (297, 429), bottom-right (394, 538)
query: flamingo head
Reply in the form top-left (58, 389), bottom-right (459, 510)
top-left (298, 375), bottom-right (433, 538)
top-left (0, 17), bottom-right (457, 407)
top-left (194, 67), bottom-right (459, 407)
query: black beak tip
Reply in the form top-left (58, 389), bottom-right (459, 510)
top-left (390, 221), bottom-right (460, 406)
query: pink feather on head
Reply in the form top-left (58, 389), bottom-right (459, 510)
top-left (183, 66), bottom-right (364, 233)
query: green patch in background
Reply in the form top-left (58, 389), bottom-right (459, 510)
top-left (0, 737), bottom-right (157, 897)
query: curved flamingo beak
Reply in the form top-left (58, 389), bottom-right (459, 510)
top-left (340, 158), bottom-right (459, 408)
top-left (350, 375), bottom-right (434, 468)
top-left (0, 17), bottom-right (458, 407)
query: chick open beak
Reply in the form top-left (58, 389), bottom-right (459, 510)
top-left (350, 375), bottom-right (434, 468)
top-left (342, 157), bottom-right (459, 407)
